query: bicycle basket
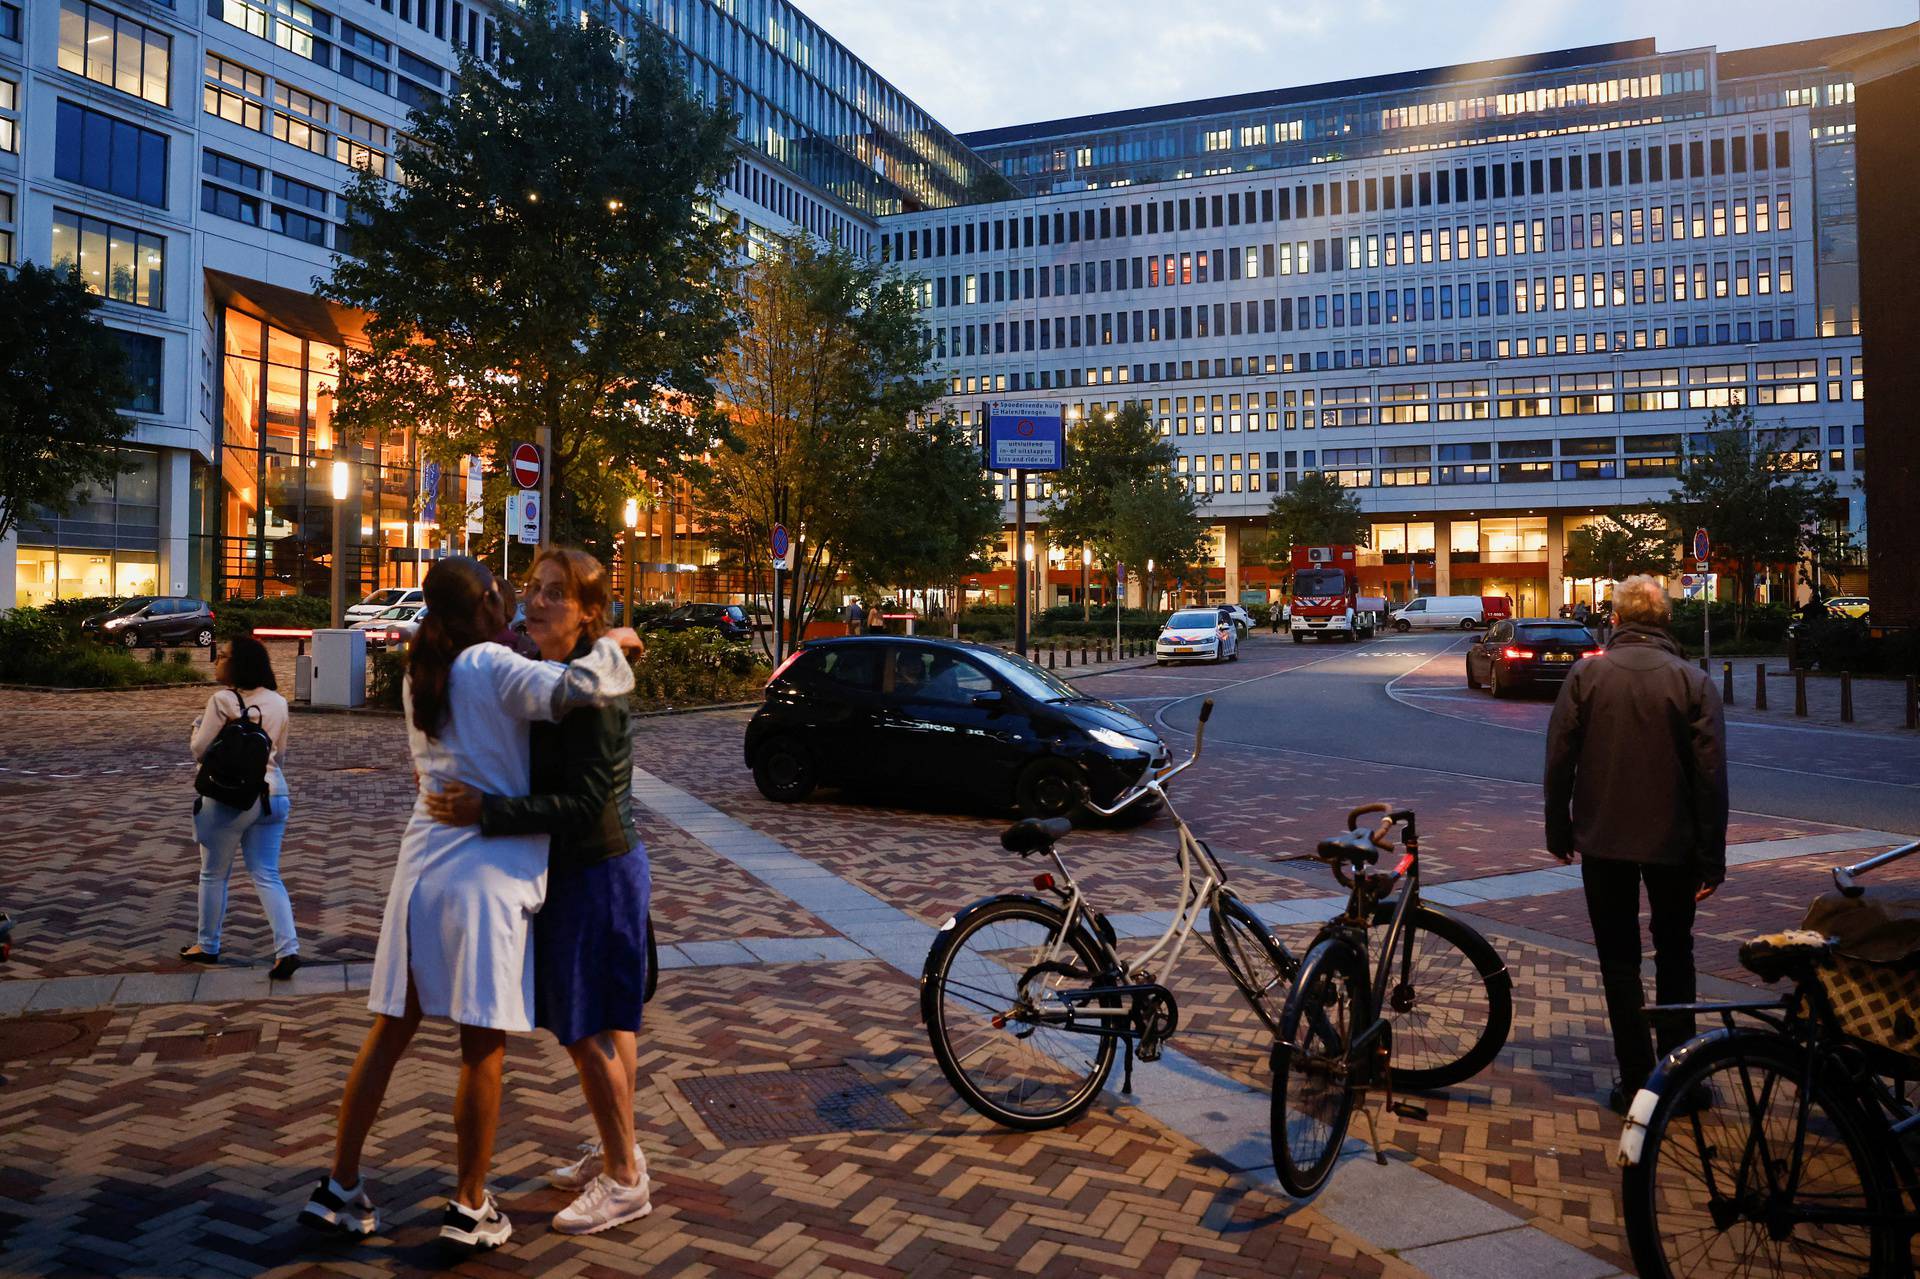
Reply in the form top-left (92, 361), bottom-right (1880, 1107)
top-left (1801, 886), bottom-right (1920, 1061)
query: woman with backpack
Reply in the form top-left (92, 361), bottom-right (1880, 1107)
top-left (182, 635), bottom-right (300, 980)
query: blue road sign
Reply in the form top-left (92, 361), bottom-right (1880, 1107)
top-left (986, 401), bottom-right (1064, 472)
top-left (771, 523), bottom-right (790, 561)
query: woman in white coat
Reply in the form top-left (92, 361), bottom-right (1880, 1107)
top-left (299, 556), bottom-right (640, 1252)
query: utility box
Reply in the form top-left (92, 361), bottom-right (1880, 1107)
top-left (310, 628), bottom-right (366, 708)
top-left (294, 653), bottom-right (313, 704)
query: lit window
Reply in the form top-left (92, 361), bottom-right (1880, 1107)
top-left (51, 208), bottom-right (166, 308)
top-left (57, 0), bottom-right (172, 107)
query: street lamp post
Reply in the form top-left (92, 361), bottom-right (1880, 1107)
top-left (622, 497), bottom-right (640, 625)
top-left (1146, 558), bottom-right (1156, 612)
top-left (1081, 546), bottom-right (1091, 621)
top-left (329, 460), bottom-right (351, 628)
top-left (1022, 542), bottom-right (1036, 640)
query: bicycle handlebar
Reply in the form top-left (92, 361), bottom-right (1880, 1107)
top-left (1081, 698), bottom-right (1214, 818)
top-left (1832, 838), bottom-right (1919, 897)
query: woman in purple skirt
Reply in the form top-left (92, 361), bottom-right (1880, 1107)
top-left (426, 547), bottom-right (653, 1238)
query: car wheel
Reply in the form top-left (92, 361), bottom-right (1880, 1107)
top-left (195, 627), bottom-right (215, 648)
top-left (1459, 617), bottom-right (1477, 630)
top-left (1465, 659), bottom-right (1480, 689)
top-left (1490, 665), bottom-right (1509, 699)
top-left (1292, 632), bottom-right (1305, 644)
top-left (1015, 758), bottom-right (1085, 822)
top-left (1156, 659), bottom-right (1167, 666)
top-left (751, 737), bottom-right (817, 804)
top-left (1395, 619), bottom-right (1411, 633)
top-left (121, 630), bottom-right (141, 649)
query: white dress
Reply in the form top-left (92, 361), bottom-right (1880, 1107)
top-left (367, 638), bottom-right (634, 1031)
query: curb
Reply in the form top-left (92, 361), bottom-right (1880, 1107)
top-left (633, 700), bottom-right (760, 718)
top-left (0, 680), bottom-right (210, 694)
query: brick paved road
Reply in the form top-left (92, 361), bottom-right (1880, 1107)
top-left (1, 632), bottom-right (1909, 1277)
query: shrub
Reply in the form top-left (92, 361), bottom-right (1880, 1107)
top-left (630, 629), bottom-right (769, 708)
top-left (214, 594), bottom-right (332, 639)
top-left (369, 648), bottom-right (408, 710)
top-left (0, 608), bottom-right (207, 688)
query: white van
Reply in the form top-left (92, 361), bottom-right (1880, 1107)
top-left (1391, 595), bottom-right (1485, 632)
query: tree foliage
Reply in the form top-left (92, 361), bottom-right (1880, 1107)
top-left (321, 1), bottom-right (739, 557)
top-left (1262, 471), bottom-right (1369, 564)
top-left (701, 233), bottom-right (942, 653)
top-left (838, 417), bottom-right (1001, 598)
top-left (1563, 509), bottom-right (1673, 583)
top-left (0, 263), bottom-right (134, 545)
top-left (1649, 408), bottom-right (1840, 638)
top-left (1046, 403), bottom-right (1202, 560)
top-left (1108, 473), bottom-right (1212, 593)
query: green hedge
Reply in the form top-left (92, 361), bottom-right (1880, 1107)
top-left (214, 594), bottom-right (333, 639)
top-left (1791, 616), bottom-right (1920, 675)
top-left (0, 608), bottom-right (207, 687)
top-left (1667, 601), bottom-right (1791, 646)
top-left (369, 648), bottom-right (407, 710)
top-left (631, 629), bottom-right (770, 709)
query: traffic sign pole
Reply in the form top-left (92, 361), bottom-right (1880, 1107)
top-left (1013, 469), bottom-right (1028, 658)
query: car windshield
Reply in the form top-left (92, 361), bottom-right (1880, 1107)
top-left (104, 598), bottom-right (152, 617)
top-left (1292, 568), bottom-right (1347, 596)
top-left (376, 605), bottom-right (417, 620)
top-left (971, 647), bottom-right (1081, 703)
top-left (362, 589), bottom-right (403, 607)
top-left (1515, 624), bottom-right (1594, 643)
top-left (1166, 610), bottom-right (1220, 629)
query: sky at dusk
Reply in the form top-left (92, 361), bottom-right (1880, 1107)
top-left (796, 0), bottom-right (1916, 135)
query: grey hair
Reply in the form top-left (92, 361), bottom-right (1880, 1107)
top-left (1614, 574), bottom-right (1672, 626)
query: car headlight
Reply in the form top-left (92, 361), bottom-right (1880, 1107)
top-left (1088, 727), bottom-right (1145, 752)
top-left (103, 618), bottom-right (127, 629)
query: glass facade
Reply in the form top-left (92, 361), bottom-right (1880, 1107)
top-left (13, 448), bottom-right (161, 607)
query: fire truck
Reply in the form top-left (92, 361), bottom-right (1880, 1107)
top-left (1288, 545), bottom-right (1375, 643)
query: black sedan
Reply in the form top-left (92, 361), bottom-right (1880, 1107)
top-left (1466, 618), bottom-right (1603, 697)
top-left (646, 602), bottom-right (752, 642)
top-left (744, 636), bottom-right (1168, 820)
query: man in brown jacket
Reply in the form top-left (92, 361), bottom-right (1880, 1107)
top-left (1545, 575), bottom-right (1729, 1113)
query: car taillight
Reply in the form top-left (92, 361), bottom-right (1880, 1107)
top-left (1503, 647), bottom-right (1534, 660)
top-left (766, 649), bottom-right (803, 686)
top-left (1583, 648), bottom-right (1602, 658)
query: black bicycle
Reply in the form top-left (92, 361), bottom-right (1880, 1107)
top-left (1618, 840), bottom-right (1920, 1278)
top-left (1269, 804), bottom-right (1514, 1196)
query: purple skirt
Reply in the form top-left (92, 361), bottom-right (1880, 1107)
top-left (533, 847), bottom-right (651, 1045)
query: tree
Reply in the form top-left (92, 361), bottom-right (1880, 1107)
top-left (322, 1), bottom-right (739, 558)
top-left (702, 232), bottom-right (941, 655)
top-left (1046, 403), bottom-right (1182, 559)
top-left (1263, 472), bottom-right (1369, 565)
top-left (838, 417), bottom-right (1001, 611)
top-left (1650, 408), bottom-right (1840, 639)
top-left (0, 264), bottom-right (134, 547)
top-left (1563, 509), bottom-right (1673, 590)
top-left (1108, 473), bottom-right (1211, 606)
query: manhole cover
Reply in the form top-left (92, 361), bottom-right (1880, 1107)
top-left (0, 1012), bottom-right (112, 1063)
top-left (148, 1025), bottom-right (261, 1062)
top-left (679, 1065), bottom-right (913, 1144)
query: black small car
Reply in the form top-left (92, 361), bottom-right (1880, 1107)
top-left (1466, 618), bottom-right (1602, 697)
top-left (647, 602), bottom-right (752, 643)
top-left (81, 596), bottom-right (217, 648)
top-left (745, 636), bottom-right (1168, 820)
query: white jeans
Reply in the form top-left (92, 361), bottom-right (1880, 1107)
top-left (194, 793), bottom-right (298, 958)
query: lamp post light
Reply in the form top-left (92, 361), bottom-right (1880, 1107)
top-left (329, 460), bottom-right (351, 628)
top-left (1081, 546), bottom-right (1092, 621)
top-left (622, 496), bottom-right (640, 625)
top-left (1147, 557), bottom-right (1156, 612)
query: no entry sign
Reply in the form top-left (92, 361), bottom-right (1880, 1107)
top-left (511, 442), bottom-right (542, 490)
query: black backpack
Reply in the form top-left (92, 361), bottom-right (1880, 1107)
top-left (195, 691), bottom-right (273, 813)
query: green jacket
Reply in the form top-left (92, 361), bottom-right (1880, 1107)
top-left (479, 642), bottom-right (636, 873)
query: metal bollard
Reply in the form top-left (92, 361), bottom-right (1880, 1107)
top-left (1755, 663), bottom-right (1767, 711)
top-left (1840, 671), bottom-right (1854, 724)
top-left (1081, 645), bottom-right (1088, 666)
top-left (1795, 671), bottom-right (1808, 717)
top-left (1723, 660), bottom-right (1733, 703)
top-left (1064, 645), bottom-right (1072, 668)
top-left (1908, 675), bottom-right (1917, 731)
top-left (1048, 647), bottom-right (1057, 670)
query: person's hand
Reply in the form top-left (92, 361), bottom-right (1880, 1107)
top-left (606, 626), bottom-right (645, 655)
top-left (1695, 880), bottom-right (1720, 903)
top-left (423, 780), bottom-right (483, 826)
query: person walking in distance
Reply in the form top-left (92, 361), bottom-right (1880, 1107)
top-left (843, 597), bottom-right (864, 636)
top-left (182, 636), bottom-right (300, 980)
top-left (1544, 575), bottom-right (1728, 1115)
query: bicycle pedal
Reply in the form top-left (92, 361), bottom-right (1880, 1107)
top-left (1389, 1100), bottom-right (1429, 1121)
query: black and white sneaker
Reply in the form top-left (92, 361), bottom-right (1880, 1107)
top-left (439, 1191), bottom-right (511, 1251)
top-left (297, 1176), bottom-right (380, 1237)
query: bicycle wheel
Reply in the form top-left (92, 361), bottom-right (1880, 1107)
top-left (1271, 937), bottom-right (1366, 1197)
top-left (1623, 1032), bottom-right (1900, 1279)
top-left (1373, 904), bottom-right (1513, 1090)
top-left (1209, 890), bottom-right (1296, 1035)
top-left (922, 896), bottom-right (1119, 1131)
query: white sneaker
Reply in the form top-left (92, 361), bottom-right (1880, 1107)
top-left (552, 1172), bottom-right (653, 1236)
top-left (549, 1139), bottom-right (647, 1191)
top-left (439, 1190), bottom-right (512, 1251)
top-left (297, 1175), bottom-right (379, 1237)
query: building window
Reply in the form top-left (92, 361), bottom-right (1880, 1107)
top-left (57, 0), bottom-right (172, 106)
top-left (112, 330), bottom-right (163, 413)
top-left (335, 108), bottom-right (388, 175)
top-left (51, 209), bottom-right (165, 308)
top-left (0, 3), bottom-right (19, 41)
top-left (0, 189), bottom-right (14, 263)
top-left (54, 101), bottom-right (169, 206)
top-left (271, 173), bottom-right (327, 213)
top-left (201, 182), bottom-right (261, 225)
top-left (202, 149), bottom-right (263, 190)
top-left (0, 76), bottom-right (15, 153)
top-left (270, 205), bottom-right (328, 246)
top-left (204, 53), bottom-right (266, 130)
top-left (272, 84), bottom-right (330, 155)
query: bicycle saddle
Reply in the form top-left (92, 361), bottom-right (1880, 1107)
top-left (1738, 930), bottom-right (1835, 983)
top-left (1003, 816), bottom-right (1074, 856)
top-left (1316, 827), bottom-right (1384, 866)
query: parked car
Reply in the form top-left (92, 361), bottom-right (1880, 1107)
top-left (744, 636), bottom-right (1169, 821)
top-left (1826, 595), bottom-right (1871, 621)
top-left (1391, 595), bottom-right (1486, 632)
top-left (80, 596), bottom-right (217, 648)
top-left (1156, 608), bottom-right (1239, 665)
top-left (646, 602), bottom-right (752, 643)
top-left (1465, 618), bottom-right (1602, 697)
top-left (1215, 604), bottom-right (1254, 635)
top-left (345, 587), bottom-right (423, 626)
top-left (362, 604), bottom-right (425, 650)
